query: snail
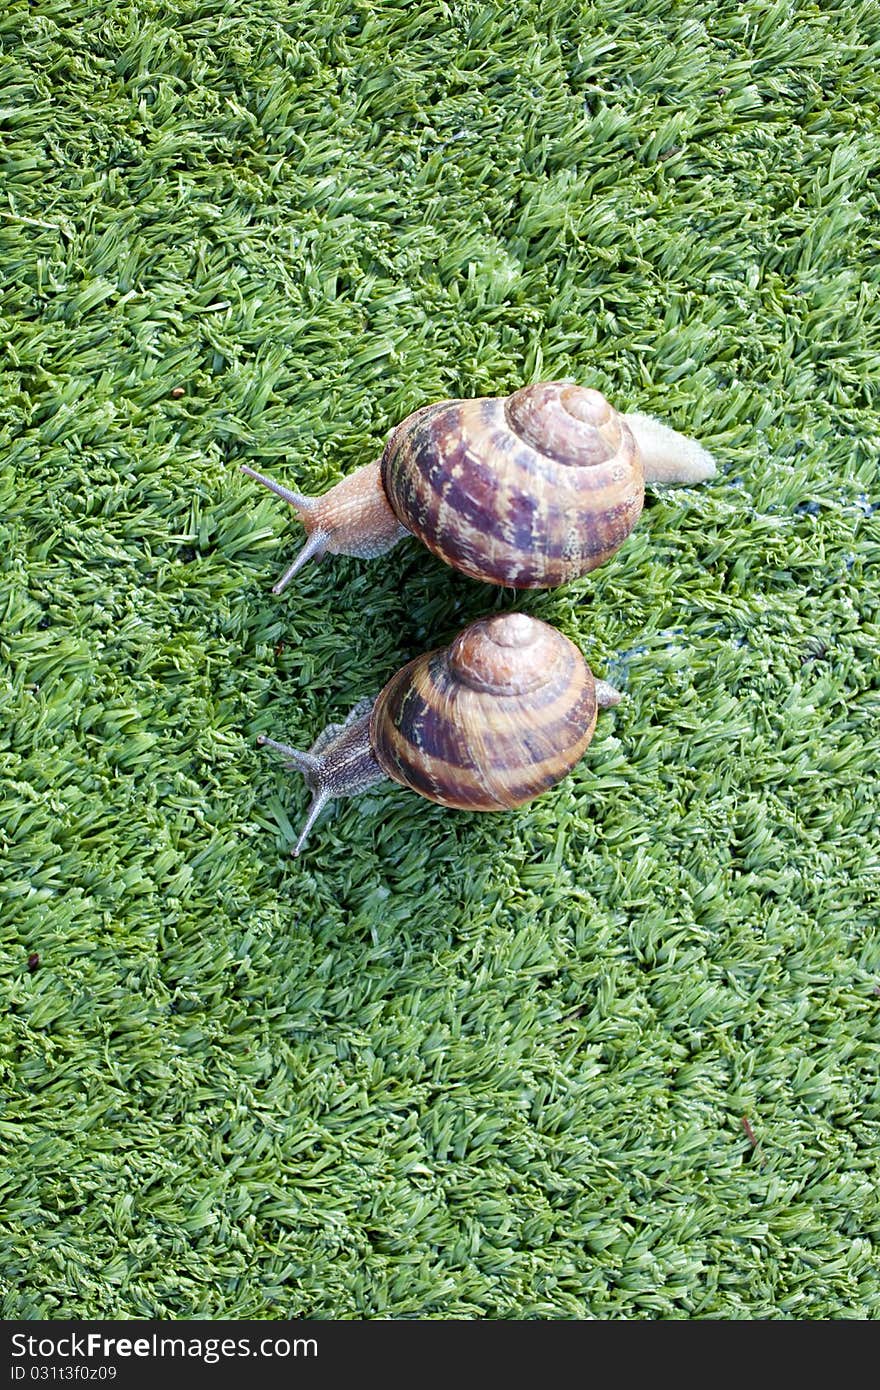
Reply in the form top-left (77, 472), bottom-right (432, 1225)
top-left (241, 381), bottom-right (716, 593)
top-left (255, 611), bottom-right (621, 856)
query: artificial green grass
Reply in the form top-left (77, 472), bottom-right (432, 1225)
top-left (1, 0), bottom-right (879, 1319)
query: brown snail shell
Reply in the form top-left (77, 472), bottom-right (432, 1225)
top-left (381, 383), bottom-right (643, 588)
top-left (370, 611), bottom-right (600, 810)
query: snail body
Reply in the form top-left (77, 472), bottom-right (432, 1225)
top-left (256, 612), bottom-right (621, 855)
top-left (241, 381), bottom-right (716, 593)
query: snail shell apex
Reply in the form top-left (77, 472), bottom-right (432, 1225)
top-left (370, 613), bottom-right (598, 811)
top-left (380, 382), bottom-right (644, 589)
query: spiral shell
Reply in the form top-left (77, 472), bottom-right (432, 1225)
top-left (380, 382), bottom-right (643, 588)
top-left (369, 612), bottom-right (598, 810)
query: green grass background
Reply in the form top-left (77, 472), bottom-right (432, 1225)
top-left (1, 0), bottom-right (879, 1319)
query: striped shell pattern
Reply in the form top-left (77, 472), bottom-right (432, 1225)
top-left (369, 612), bottom-right (598, 811)
top-left (380, 382), bottom-right (644, 588)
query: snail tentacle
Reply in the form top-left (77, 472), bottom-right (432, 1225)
top-left (270, 529), bottom-right (330, 593)
top-left (257, 702), bottom-right (388, 856)
top-left (243, 460), bottom-right (408, 590)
